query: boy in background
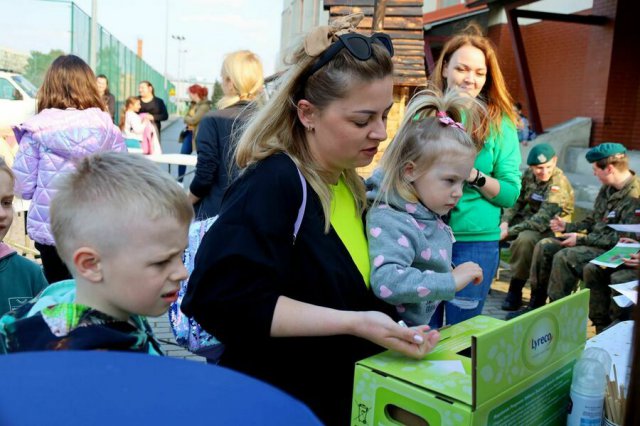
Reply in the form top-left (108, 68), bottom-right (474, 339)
top-left (0, 152), bottom-right (193, 353)
top-left (0, 157), bottom-right (48, 316)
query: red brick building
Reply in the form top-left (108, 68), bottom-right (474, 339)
top-left (424, 0), bottom-right (639, 148)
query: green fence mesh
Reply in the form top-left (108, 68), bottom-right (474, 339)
top-left (70, 3), bottom-right (175, 123)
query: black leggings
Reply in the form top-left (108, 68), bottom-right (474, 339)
top-left (35, 242), bottom-right (72, 284)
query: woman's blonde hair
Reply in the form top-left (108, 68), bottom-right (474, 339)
top-left (234, 30), bottom-right (393, 232)
top-left (431, 23), bottom-right (517, 145)
top-left (376, 88), bottom-right (484, 206)
top-left (38, 54), bottom-right (106, 113)
top-left (217, 50), bottom-right (264, 110)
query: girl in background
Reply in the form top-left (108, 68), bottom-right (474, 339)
top-left (120, 96), bottom-right (146, 150)
top-left (12, 54), bottom-right (125, 283)
top-left (120, 96), bottom-right (161, 155)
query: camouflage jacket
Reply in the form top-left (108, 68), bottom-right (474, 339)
top-left (565, 174), bottom-right (640, 249)
top-left (502, 167), bottom-right (574, 238)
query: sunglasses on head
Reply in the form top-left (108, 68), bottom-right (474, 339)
top-left (306, 32), bottom-right (394, 78)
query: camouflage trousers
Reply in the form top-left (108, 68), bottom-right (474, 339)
top-left (509, 230), bottom-right (554, 280)
top-left (583, 264), bottom-right (636, 328)
top-left (529, 238), bottom-right (605, 302)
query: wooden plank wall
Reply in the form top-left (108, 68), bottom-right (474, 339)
top-left (324, 0), bottom-right (426, 87)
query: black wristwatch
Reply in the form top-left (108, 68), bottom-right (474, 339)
top-left (470, 170), bottom-right (487, 188)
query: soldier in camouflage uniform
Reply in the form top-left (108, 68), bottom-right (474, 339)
top-left (500, 144), bottom-right (574, 310)
top-left (583, 261), bottom-right (636, 333)
top-left (507, 143), bottom-right (640, 322)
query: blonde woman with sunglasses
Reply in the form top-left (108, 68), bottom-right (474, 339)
top-left (182, 15), bottom-right (439, 424)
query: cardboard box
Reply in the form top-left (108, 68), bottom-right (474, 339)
top-left (352, 290), bottom-right (589, 425)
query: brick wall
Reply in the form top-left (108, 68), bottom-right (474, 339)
top-left (601, 0), bottom-right (640, 146)
top-left (486, 0), bottom-right (638, 149)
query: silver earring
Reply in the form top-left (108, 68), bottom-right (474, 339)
top-left (306, 125), bottom-right (314, 132)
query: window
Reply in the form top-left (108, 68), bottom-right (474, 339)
top-left (12, 75), bottom-right (37, 98)
top-left (0, 78), bottom-right (20, 100)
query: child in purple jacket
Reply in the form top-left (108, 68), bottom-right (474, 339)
top-left (12, 55), bottom-right (126, 283)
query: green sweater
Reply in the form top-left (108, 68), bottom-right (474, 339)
top-left (0, 246), bottom-right (48, 316)
top-left (450, 117), bottom-right (521, 242)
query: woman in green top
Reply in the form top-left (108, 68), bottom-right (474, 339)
top-left (429, 23), bottom-right (522, 327)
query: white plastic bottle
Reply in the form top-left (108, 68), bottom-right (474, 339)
top-left (566, 358), bottom-right (607, 426)
top-left (581, 347), bottom-right (612, 378)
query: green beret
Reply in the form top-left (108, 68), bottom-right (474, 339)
top-left (527, 143), bottom-right (556, 165)
top-left (585, 142), bottom-right (627, 163)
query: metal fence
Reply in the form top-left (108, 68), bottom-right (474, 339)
top-left (70, 2), bottom-right (175, 123)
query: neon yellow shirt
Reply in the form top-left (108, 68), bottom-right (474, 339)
top-left (330, 177), bottom-right (370, 288)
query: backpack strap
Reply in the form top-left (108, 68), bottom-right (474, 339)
top-left (290, 156), bottom-right (307, 244)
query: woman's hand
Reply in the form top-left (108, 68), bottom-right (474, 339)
top-left (270, 297), bottom-right (438, 359)
top-left (351, 311), bottom-right (440, 359)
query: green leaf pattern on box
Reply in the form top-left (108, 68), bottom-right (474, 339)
top-left (474, 291), bottom-right (588, 406)
top-left (358, 316), bottom-right (503, 406)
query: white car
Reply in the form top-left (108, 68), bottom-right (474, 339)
top-left (0, 70), bottom-right (37, 129)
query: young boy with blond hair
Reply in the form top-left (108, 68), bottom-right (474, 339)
top-left (0, 152), bottom-right (193, 353)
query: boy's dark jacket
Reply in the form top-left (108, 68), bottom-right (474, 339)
top-left (0, 280), bottom-right (163, 355)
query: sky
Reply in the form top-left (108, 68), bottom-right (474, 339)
top-left (0, 0), bottom-right (283, 82)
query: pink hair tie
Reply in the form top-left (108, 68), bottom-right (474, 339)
top-left (436, 111), bottom-right (465, 131)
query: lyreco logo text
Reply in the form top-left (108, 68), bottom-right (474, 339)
top-left (523, 314), bottom-right (558, 369)
top-left (531, 332), bottom-right (553, 351)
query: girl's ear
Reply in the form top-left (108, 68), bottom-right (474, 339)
top-left (404, 161), bottom-right (417, 182)
top-left (297, 99), bottom-right (316, 129)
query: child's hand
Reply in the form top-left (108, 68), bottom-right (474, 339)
top-left (452, 261), bottom-right (483, 291)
